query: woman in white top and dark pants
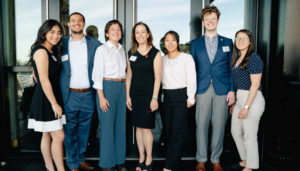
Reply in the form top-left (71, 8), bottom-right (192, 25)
top-left (161, 31), bottom-right (197, 171)
top-left (92, 20), bottom-right (127, 171)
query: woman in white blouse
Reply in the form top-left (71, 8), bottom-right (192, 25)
top-left (92, 20), bottom-right (127, 171)
top-left (161, 31), bottom-right (197, 171)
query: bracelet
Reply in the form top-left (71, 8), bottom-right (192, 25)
top-left (152, 95), bottom-right (158, 100)
top-left (244, 105), bottom-right (250, 109)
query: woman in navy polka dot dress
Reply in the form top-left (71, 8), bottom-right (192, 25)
top-left (229, 29), bottom-right (265, 171)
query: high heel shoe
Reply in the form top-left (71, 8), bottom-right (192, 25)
top-left (45, 167), bottom-right (51, 171)
top-left (136, 160), bottom-right (145, 171)
top-left (45, 167), bottom-right (55, 171)
top-left (143, 162), bottom-right (152, 171)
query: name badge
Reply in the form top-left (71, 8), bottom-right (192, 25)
top-left (129, 56), bottom-right (137, 61)
top-left (51, 55), bottom-right (58, 62)
top-left (222, 46), bottom-right (230, 52)
top-left (61, 54), bottom-right (69, 62)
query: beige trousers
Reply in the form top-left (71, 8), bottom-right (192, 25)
top-left (231, 89), bottom-right (265, 169)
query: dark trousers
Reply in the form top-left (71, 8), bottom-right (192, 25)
top-left (163, 88), bottom-right (187, 170)
top-left (64, 90), bottom-right (95, 170)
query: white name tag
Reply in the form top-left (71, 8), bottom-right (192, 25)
top-left (129, 55), bottom-right (137, 61)
top-left (61, 54), bottom-right (68, 62)
top-left (51, 55), bottom-right (58, 62)
top-left (222, 46), bottom-right (230, 52)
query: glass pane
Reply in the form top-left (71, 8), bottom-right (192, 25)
top-left (17, 72), bottom-right (35, 139)
top-left (137, 0), bottom-right (191, 54)
top-left (60, 0), bottom-right (114, 43)
top-left (15, 0), bottom-right (41, 66)
top-left (211, 0), bottom-right (245, 39)
top-left (17, 72), bottom-right (42, 150)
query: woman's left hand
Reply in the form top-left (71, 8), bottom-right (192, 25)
top-left (150, 99), bottom-right (158, 112)
top-left (238, 108), bottom-right (249, 119)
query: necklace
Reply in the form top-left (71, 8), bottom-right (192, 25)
top-left (138, 46), bottom-right (151, 58)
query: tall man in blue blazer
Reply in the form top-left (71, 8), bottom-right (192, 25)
top-left (60, 12), bottom-right (101, 171)
top-left (190, 5), bottom-right (235, 171)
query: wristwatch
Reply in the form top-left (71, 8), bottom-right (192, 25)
top-left (152, 95), bottom-right (158, 100)
top-left (244, 105), bottom-right (249, 109)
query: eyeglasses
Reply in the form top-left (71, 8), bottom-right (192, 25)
top-left (203, 17), bottom-right (218, 21)
top-left (235, 37), bottom-right (249, 41)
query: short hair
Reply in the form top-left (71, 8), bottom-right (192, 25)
top-left (200, 5), bottom-right (221, 20)
top-left (68, 12), bottom-right (85, 23)
top-left (104, 20), bottom-right (123, 41)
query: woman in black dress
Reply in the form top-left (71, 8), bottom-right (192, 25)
top-left (27, 19), bottom-right (65, 171)
top-left (126, 22), bottom-right (162, 171)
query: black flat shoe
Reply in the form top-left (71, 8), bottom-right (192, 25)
top-left (101, 167), bottom-right (115, 171)
top-left (142, 162), bottom-right (152, 171)
top-left (230, 163), bottom-right (244, 170)
top-left (116, 164), bottom-right (128, 171)
top-left (136, 161), bottom-right (145, 171)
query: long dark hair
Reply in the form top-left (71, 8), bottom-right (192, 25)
top-left (31, 19), bottom-right (64, 59)
top-left (231, 29), bottom-right (254, 69)
top-left (130, 22), bottom-right (153, 54)
top-left (162, 30), bottom-right (180, 55)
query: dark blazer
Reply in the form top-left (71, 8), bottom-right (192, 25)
top-left (59, 35), bottom-right (102, 104)
top-left (190, 35), bottom-right (234, 95)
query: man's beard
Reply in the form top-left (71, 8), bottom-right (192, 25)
top-left (71, 29), bottom-right (83, 34)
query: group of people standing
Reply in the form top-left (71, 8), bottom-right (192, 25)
top-left (27, 4), bottom-right (265, 171)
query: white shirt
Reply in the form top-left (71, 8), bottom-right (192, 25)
top-left (162, 52), bottom-right (197, 104)
top-left (92, 41), bottom-right (126, 90)
top-left (69, 36), bottom-right (90, 89)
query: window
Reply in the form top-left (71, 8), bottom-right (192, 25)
top-left (60, 0), bottom-right (114, 43)
top-left (15, 0), bottom-right (42, 66)
top-left (137, 0), bottom-right (191, 54)
top-left (211, 0), bottom-right (245, 39)
top-left (14, 0), bottom-right (41, 140)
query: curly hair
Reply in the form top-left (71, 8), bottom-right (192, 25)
top-left (200, 5), bottom-right (221, 20)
